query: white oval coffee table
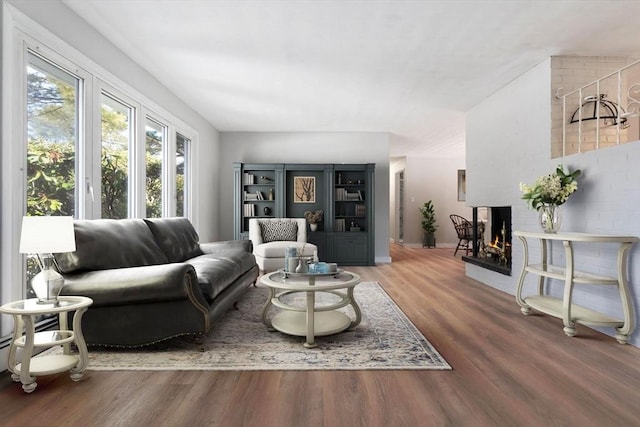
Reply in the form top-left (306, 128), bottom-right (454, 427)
top-left (260, 269), bottom-right (361, 348)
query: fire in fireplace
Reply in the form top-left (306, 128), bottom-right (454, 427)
top-left (462, 206), bottom-right (512, 275)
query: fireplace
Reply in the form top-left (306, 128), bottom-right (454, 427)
top-left (462, 206), bottom-right (512, 275)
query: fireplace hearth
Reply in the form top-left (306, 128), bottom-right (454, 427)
top-left (462, 206), bottom-right (512, 276)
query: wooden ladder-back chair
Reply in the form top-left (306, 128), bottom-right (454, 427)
top-left (450, 214), bottom-right (482, 256)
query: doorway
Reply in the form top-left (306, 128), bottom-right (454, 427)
top-left (396, 170), bottom-right (405, 244)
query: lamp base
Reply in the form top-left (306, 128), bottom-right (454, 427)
top-left (31, 254), bottom-right (64, 303)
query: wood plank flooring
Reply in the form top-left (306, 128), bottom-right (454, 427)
top-left (1, 244), bottom-right (638, 426)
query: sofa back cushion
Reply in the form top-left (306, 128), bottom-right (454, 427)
top-left (55, 219), bottom-right (169, 274)
top-left (144, 217), bottom-right (203, 262)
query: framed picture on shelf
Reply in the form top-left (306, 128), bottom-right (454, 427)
top-left (293, 176), bottom-right (316, 203)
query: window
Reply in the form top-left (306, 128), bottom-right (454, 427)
top-left (25, 52), bottom-right (82, 299)
top-left (101, 93), bottom-right (133, 219)
top-left (176, 133), bottom-right (190, 217)
top-left (145, 118), bottom-right (166, 218)
top-left (26, 52), bottom-right (80, 217)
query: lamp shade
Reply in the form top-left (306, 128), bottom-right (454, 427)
top-left (19, 216), bottom-right (76, 254)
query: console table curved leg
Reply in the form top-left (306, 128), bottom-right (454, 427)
top-left (515, 235), bottom-right (532, 314)
top-left (561, 241), bottom-right (576, 337)
top-left (614, 242), bottom-right (635, 344)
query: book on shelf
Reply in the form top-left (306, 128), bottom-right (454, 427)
top-left (355, 204), bottom-right (366, 217)
top-left (335, 218), bottom-right (346, 232)
top-left (244, 191), bottom-right (259, 201)
top-left (243, 172), bottom-right (256, 185)
top-left (244, 203), bottom-right (256, 216)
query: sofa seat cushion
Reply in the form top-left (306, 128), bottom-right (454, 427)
top-left (254, 241), bottom-right (316, 258)
top-left (186, 250), bottom-right (255, 301)
top-left (144, 217), bottom-right (204, 262)
top-left (55, 219), bottom-right (168, 273)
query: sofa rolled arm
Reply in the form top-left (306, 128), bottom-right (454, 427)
top-left (60, 263), bottom-right (203, 307)
top-left (200, 239), bottom-right (253, 254)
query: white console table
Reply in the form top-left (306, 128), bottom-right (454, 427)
top-left (514, 231), bottom-right (638, 344)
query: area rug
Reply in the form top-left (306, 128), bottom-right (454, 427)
top-left (44, 282), bottom-right (451, 371)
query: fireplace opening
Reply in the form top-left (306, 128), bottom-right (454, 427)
top-left (462, 206), bottom-right (512, 275)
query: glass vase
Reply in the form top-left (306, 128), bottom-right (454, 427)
top-left (539, 204), bottom-right (561, 233)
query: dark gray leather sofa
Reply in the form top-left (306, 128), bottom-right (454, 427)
top-left (55, 217), bottom-right (259, 347)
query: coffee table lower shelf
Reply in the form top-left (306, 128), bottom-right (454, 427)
top-left (271, 311), bottom-right (352, 339)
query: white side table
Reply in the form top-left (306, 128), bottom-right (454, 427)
top-left (0, 296), bottom-right (93, 393)
top-left (514, 231), bottom-right (638, 344)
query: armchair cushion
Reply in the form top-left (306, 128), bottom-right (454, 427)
top-left (260, 220), bottom-right (298, 242)
top-left (253, 241), bottom-right (310, 258)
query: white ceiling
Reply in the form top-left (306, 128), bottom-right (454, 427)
top-left (62, 0), bottom-right (640, 158)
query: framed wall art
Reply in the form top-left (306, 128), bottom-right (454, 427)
top-left (293, 176), bottom-right (316, 203)
top-left (457, 169), bottom-right (466, 202)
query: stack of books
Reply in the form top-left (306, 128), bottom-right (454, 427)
top-left (244, 204), bottom-right (256, 216)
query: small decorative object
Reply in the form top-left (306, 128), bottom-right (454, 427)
top-left (539, 204), bottom-right (561, 234)
top-left (285, 246), bottom-right (298, 272)
top-left (19, 216), bottom-right (76, 303)
top-left (520, 165), bottom-right (581, 233)
top-left (419, 200), bottom-right (437, 248)
top-left (268, 188), bottom-right (274, 200)
top-left (263, 206), bottom-right (271, 215)
top-left (295, 258), bottom-right (308, 273)
top-left (304, 209), bottom-right (323, 231)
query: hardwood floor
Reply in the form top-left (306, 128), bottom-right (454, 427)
top-left (1, 244), bottom-right (638, 426)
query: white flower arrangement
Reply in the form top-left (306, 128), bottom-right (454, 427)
top-left (519, 165), bottom-right (581, 210)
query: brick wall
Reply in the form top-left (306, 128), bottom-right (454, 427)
top-left (551, 56), bottom-right (637, 158)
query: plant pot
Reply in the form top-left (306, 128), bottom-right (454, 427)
top-left (422, 231), bottom-right (436, 248)
top-left (309, 223), bottom-right (318, 232)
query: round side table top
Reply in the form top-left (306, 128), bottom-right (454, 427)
top-left (0, 296), bottom-right (93, 315)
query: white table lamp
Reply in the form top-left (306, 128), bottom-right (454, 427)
top-left (19, 216), bottom-right (76, 303)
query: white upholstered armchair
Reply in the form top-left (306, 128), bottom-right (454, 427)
top-left (249, 218), bottom-right (317, 272)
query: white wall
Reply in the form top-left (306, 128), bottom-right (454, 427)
top-left (467, 58), bottom-right (640, 347)
top-left (389, 157), bottom-right (406, 244)
top-left (218, 132), bottom-right (391, 263)
top-left (403, 155), bottom-right (470, 247)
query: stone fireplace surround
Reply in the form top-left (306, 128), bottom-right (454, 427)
top-left (462, 206), bottom-right (512, 276)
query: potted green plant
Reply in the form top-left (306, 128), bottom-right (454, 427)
top-left (419, 201), bottom-right (437, 248)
